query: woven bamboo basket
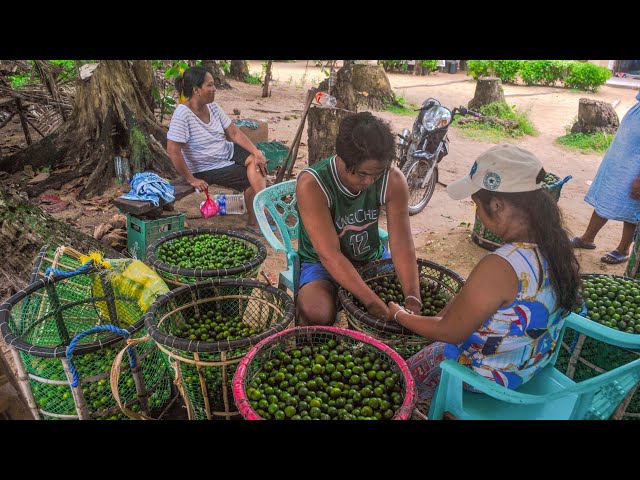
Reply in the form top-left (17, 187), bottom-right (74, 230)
top-left (146, 228), bottom-right (267, 288)
top-left (338, 258), bottom-right (465, 359)
top-left (144, 278), bottom-right (295, 420)
top-left (233, 326), bottom-right (417, 420)
top-left (555, 273), bottom-right (640, 420)
top-left (0, 245), bottom-right (173, 420)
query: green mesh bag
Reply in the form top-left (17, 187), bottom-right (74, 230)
top-left (0, 245), bottom-right (174, 420)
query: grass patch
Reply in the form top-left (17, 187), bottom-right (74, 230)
top-left (245, 73), bottom-right (262, 85)
top-left (556, 132), bottom-right (614, 154)
top-left (453, 102), bottom-right (538, 142)
top-left (386, 97), bottom-right (419, 116)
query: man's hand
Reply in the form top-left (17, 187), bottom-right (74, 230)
top-left (630, 176), bottom-right (640, 200)
top-left (253, 151), bottom-right (268, 176)
top-left (190, 178), bottom-right (208, 192)
top-left (404, 296), bottom-right (422, 315)
top-left (366, 298), bottom-right (392, 321)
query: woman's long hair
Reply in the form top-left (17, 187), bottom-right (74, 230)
top-left (474, 169), bottom-right (581, 313)
top-left (174, 65), bottom-right (208, 100)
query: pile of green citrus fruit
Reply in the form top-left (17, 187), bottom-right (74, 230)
top-left (172, 309), bottom-right (257, 342)
top-left (245, 338), bottom-right (405, 420)
top-left (157, 234), bottom-right (256, 270)
top-left (543, 173), bottom-right (559, 186)
top-left (573, 275), bottom-right (640, 334)
top-left (356, 275), bottom-right (451, 317)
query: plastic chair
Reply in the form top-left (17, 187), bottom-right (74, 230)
top-left (253, 179), bottom-right (389, 299)
top-left (429, 312), bottom-right (640, 420)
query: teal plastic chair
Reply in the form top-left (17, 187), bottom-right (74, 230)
top-left (253, 179), bottom-right (388, 299)
top-left (428, 312), bottom-right (640, 420)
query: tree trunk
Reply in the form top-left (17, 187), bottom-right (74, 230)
top-left (131, 60), bottom-right (155, 113)
top-left (229, 60), bottom-right (249, 81)
top-left (414, 61), bottom-right (423, 76)
top-left (202, 60), bottom-right (231, 89)
top-left (0, 187), bottom-right (120, 301)
top-left (307, 107), bottom-right (352, 166)
top-left (319, 63), bottom-right (395, 112)
top-left (262, 60), bottom-right (273, 98)
top-left (0, 61), bottom-right (176, 199)
top-left (571, 98), bottom-right (620, 134)
top-left (468, 76), bottom-right (506, 110)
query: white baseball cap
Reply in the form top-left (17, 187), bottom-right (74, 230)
top-left (447, 144), bottom-right (544, 200)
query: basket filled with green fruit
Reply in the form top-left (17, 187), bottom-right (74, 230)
top-left (233, 326), bottom-right (417, 420)
top-left (144, 278), bottom-right (294, 420)
top-left (557, 273), bottom-right (640, 420)
top-left (338, 258), bottom-right (465, 359)
top-left (0, 247), bottom-right (173, 420)
top-left (471, 172), bottom-right (572, 251)
top-left (146, 228), bottom-right (267, 288)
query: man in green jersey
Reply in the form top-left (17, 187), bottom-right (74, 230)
top-left (296, 112), bottom-right (421, 326)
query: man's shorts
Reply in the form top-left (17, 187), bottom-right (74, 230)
top-left (193, 144), bottom-right (252, 192)
top-left (299, 248), bottom-right (392, 291)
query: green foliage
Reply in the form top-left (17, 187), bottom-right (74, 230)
top-left (386, 96), bottom-right (418, 115)
top-left (164, 61), bottom-right (189, 80)
top-left (453, 101), bottom-right (537, 141)
top-left (466, 60), bottom-right (492, 79)
top-left (491, 60), bottom-right (522, 84)
top-left (220, 61), bottom-right (231, 75)
top-left (556, 132), bottom-right (614, 154)
top-left (379, 60), bottom-right (403, 72)
top-left (8, 73), bottom-right (32, 89)
top-left (421, 60), bottom-right (437, 72)
top-left (468, 59), bottom-right (610, 92)
top-left (245, 73), bottom-right (262, 85)
top-left (563, 62), bottom-right (612, 92)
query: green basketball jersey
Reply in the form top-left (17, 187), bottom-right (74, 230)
top-left (297, 155), bottom-right (390, 265)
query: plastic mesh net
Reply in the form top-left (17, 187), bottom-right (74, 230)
top-left (0, 246), bottom-right (173, 420)
top-left (145, 279), bottom-right (294, 420)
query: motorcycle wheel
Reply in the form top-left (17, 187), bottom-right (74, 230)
top-left (401, 159), bottom-right (438, 216)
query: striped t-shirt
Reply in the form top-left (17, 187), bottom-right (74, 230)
top-left (167, 103), bottom-right (235, 173)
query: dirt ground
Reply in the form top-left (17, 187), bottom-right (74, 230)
top-left (1, 60), bottom-right (639, 420)
top-left (2, 60), bottom-right (639, 285)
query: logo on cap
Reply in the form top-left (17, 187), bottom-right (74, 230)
top-left (469, 161), bottom-right (478, 178)
top-left (483, 172), bottom-right (501, 190)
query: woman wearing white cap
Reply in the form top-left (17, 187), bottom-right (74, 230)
top-left (388, 144), bottom-right (581, 406)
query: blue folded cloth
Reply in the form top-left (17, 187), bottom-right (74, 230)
top-left (120, 172), bottom-right (175, 206)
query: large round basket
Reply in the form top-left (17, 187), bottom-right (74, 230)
top-left (232, 326), bottom-right (417, 420)
top-left (555, 273), bottom-right (640, 420)
top-left (146, 228), bottom-right (267, 288)
top-left (338, 258), bottom-right (465, 359)
top-left (471, 172), bottom-right (568, 251)
top-left (144, 278), bottom-right (294, 420)
top-left (0, 246), bottom-right (173, 420)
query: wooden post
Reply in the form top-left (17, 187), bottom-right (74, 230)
top-left (14, 98), bottom-right (32, 146)
top-left (9, 348), bottom-right (40, 419)
top-left (275, 88), bottom-right (316, 184)
top-left (61, 357), bottom-right (91, 420)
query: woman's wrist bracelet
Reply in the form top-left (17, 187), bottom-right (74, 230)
top-left (393, 307), bottom-right (408, 322)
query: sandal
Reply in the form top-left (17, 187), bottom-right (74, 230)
top-left (571, 236), bottom-right (596, 250)
top-left (601, 250), bottom-right (629, 265)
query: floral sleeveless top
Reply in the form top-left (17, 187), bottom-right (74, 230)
top-left (444, 243), bottom-right (566, 389)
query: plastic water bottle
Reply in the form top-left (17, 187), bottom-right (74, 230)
top-left (314, 91), bottom-right (337, 107)
top-left (217, 193), bottom-right (227, 215)
top-left (211, 193), bottom-right (246, 215)
top-left (114, 156), bottom-right (131, 185)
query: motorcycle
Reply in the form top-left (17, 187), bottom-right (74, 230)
top-left (397, 98), bottom-right (481, 215)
